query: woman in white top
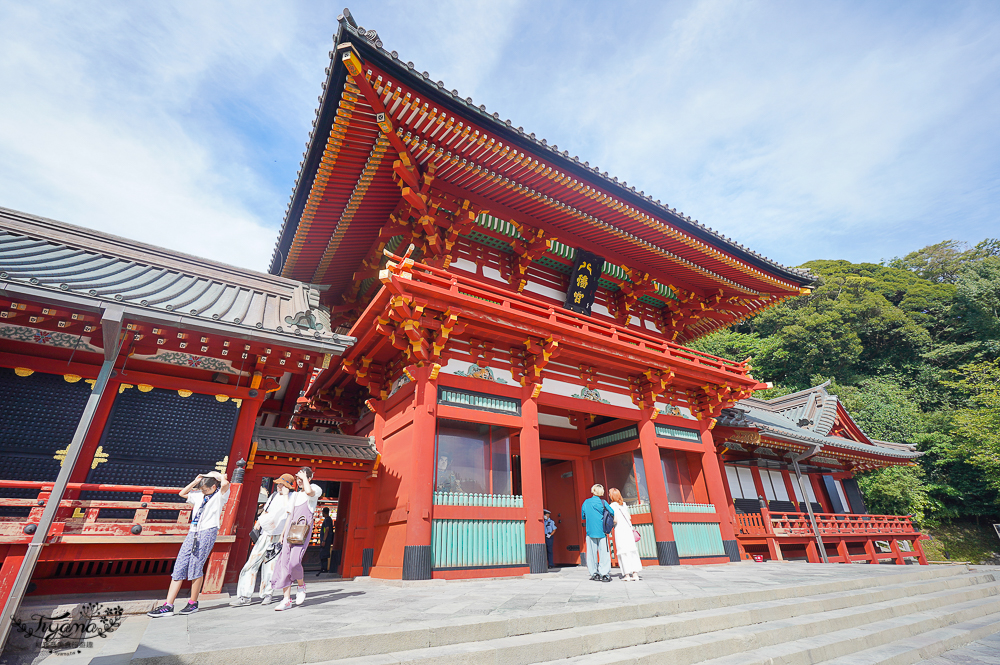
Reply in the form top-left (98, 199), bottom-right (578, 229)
top-left (271, 467), bottom-right (322, 611)
top-left (231, 473), bottom-right (294, 606)
top-left (609, 487), bottom-right (643, 581)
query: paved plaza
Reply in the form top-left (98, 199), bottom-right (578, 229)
top-left (4, 562), bottom-right (996, 665)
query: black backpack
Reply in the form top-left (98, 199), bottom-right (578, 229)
top-left (602, 502), bottom-right (615, 535)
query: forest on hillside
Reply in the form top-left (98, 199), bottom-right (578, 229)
top-left (690, 239), bottom-right (1000, 528)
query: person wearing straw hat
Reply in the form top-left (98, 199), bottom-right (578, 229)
top-left (230, 474), bottom-right (295, 606)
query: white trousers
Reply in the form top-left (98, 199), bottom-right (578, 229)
top-left (586, 536), bottom-right (611, 577)
top-left (236, 533), bottom-right (280, 599)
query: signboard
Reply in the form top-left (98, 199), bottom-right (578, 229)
top-left (564, 249), bottom-right (606, 316)
top-left (993, 523), bottom-right (1000, 540)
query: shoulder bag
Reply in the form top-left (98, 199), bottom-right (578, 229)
top-left (286, 516), bottom-right (310, 546)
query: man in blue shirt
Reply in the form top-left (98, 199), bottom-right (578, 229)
top-left (580, 484), bottom-right (612, 582)
top-left (543, 509), bottom-right (557, 570)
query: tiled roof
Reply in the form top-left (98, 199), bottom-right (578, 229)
top-left (271, 10), bottom-right (815, 290)
top-left (0, 207), bottom-right (354, 354)
top-left (718, 384), bottom-right (920, 460)
top-left (253, 425), bottom-right (377, 461)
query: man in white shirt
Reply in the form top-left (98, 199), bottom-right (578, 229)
top-left (230, 474), bottom-right (294, 606)
top-left (148, 471), bottom-right (230, 617)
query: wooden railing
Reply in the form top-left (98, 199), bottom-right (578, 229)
top-left (736, 507), bottom-right (920, 539)
top-left (0, 479), bottom-right (242, 544)
top-left (381, 251), bottom-right (754, 381)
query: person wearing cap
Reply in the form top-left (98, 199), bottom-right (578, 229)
top-left (229, 474), bottom-right (294, 606)
top-left (543, 509), bottom-right (557, 570)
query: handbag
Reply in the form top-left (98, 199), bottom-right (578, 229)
top-left (249, 526), bottom-right (261, 545)
top-left (633, 528), bottom-right (641, 542)
top-left (286, 516), bottom-right (310, 545)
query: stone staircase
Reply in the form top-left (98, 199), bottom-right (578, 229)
top-left (297, 566), bottom-right (1000, 665)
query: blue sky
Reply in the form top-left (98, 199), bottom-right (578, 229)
top-left (1, 1), bottom-right (998, 272)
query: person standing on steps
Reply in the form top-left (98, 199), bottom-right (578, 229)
top-left (317, 506), bottom-right (334, 576)
top-left (230, 473), bottom-right (294, 606)
top-left (580, 484), bottom-right (613, 582)
top-left (147, 471), bottom-right (230, 617)
top-left (543, 509), bottom-right (557, 570)
top-left (271, 467), bottom-right (322, 611)
top-left (608, 488), bottom-right (642, 581)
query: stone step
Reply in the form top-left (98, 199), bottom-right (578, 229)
top-left (313, 572), bottom-right (998, 664)
top-left (820, 611), bottom-right (1000, 665)
top-left (124, 566), bottom-right (979, 665)
top-left (604, 590), bottom-right (1000, 665)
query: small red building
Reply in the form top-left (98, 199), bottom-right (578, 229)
top-left (0, 207), bottom-right (355, 612)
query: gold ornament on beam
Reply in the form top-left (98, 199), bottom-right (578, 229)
top-left (215, 456), bottom-right (229, 474)
top-left (64, 374), bottom-right (82, 383)
top-left (14, 367), bottom-right (34, 377)
top-left (177, 389), bottom-right (193, 398)
top-left (91, 445), bottom-right (109, 470)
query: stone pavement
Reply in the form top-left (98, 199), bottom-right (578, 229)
top-left (4, 563), bottom-right (994, 665)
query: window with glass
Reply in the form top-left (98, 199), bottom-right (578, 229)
top-left (434, 419), bottom-right (512, 495)
top-left (592, 451), bottom-right (649, 506)
top-left (660, 449), bottom-right (709, 504)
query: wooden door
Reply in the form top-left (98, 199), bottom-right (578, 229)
top-left (542, 461), bottom-right (581, 565)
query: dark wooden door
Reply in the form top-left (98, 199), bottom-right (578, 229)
top-left (543, 461), bottom-right (581, 565)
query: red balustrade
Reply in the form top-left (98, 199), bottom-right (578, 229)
top-left (0, 479), bottom-right (242, 544)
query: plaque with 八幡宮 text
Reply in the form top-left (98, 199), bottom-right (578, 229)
top-left (563, 249), bottom-right (605, 316)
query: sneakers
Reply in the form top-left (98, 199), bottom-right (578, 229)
top-left (228, 596), bottom-right (252, 607)
top-left (274, 598), bottom-right (293, 611)
top-left (295, 586), bottom-right (306, 606)
top-left (590, 573), bottom-right (600, 581)
top-left (178, 601), bottom-right (199, 615)
top-left (601, 575), bottom-right (612, 583)
top-left (260, 593), bottom-right (274, 606)
top-left (147, 604), bottom-right (173, 618)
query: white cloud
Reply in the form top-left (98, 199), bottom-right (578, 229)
top-left (1, 0), bottom-right (998, 273)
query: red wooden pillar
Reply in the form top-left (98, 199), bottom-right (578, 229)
top-left (0, 546), bottom-right (27, 612)
top-left (638, 410), bottom-right (677, 565)
top-left (402, 365), bottom-right (436, 580)
top-left (864, 539), bottom-right (879, 564)
top-left (571, 456), bottom-right (588, 565)
top-left (912, 538), bottom-right (929, 565)
top-left (781, 470), bottom-right (800, 507)
top-left (836, 539), bottom-right (851, 563)
top-left (889, 538), bottom-right (906, 565)
top-left (67, 376), bottom-right (121, 485)
top-left (811, 475), bottom-right (833, 513)
top-left (699, 425), bottom-right (740, 562)
top-left (750, 466), bottom-right (768, 502)
top-left (204, 483), bottom-right (243, 594)
top-left (805, 539), bottom-right (820, 563)
top-left (520, 389), bottom-right (547, 573)
top-left (61, 376), bottom-right (122, 518)
top-left (226, 396), bottom-right (265, 578)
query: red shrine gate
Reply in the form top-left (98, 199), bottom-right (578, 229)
top-left (268, 12), bottom-right (926, 579)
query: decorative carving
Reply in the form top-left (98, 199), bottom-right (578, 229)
top-left (454, 364), bottom-right (507, 384)
top-left (569, 387), bottom-right (609, 403)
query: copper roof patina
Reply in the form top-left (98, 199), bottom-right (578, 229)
top-left (270, 9), bottom-right (815, 313)
top-left (253, 425), bottom-right (377, 461)
top-left (0, 206), bottom-right (354, 355)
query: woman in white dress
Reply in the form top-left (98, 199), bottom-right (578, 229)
top-left (609, 488), bottom-right (642, 581)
